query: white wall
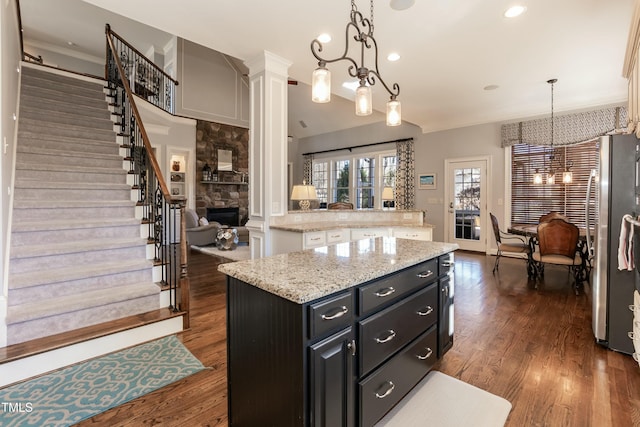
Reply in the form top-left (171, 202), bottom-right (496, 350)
top-left (1, 0), bottom-right (22, 346)
top-left (22, 42), bottom-right (103, 77)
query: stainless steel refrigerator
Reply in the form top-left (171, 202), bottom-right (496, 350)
top-left (589, 134), bottom-right (638, 355)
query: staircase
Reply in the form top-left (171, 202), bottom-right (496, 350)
top-left (6, 66), bottom-right (162, 346)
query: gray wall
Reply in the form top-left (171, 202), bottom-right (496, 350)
top-left (1, 0), bottom-right (22, 345)
top-left (294, 119), bottom-right (505, 246)
top-left (176, 38), bottom-right (249, 129)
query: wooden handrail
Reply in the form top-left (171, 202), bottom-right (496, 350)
top-left (105, 28), bottom-right (174, 202)
top-left (106, 24), bottom-right (178, 86)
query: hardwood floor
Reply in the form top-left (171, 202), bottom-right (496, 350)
top-left (77, 250), bottom-right (640, 427)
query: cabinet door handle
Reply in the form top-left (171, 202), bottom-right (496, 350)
top-left (442, 285), bottom-right (449, 297)
top-left (321, 306), bottom-right (348, 320)
top-left (629, 331), bottom-right (635, 340)
top-left (417, 270), bottom-right (434, 278)
top-left (347, 339), bottom-right (356, 356)
top-left (374, 287), bottom-right (396, 297)
top-left (417, 306), bottom-right (433, 316)
top-left (442, 260), bottom-right (455, 267)
top-left (630, 304), bottom-right (636, 312)
top-left (375, 381), bottom-right (395, 399)
top-left (417, 347), bottom-right (433, 360)
top-left (375, 330), bottom-right (396, 344)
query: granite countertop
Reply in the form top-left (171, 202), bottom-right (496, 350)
top-left (218, 237), bottom-right (458, 304)
top-left (270, 223), bottom-right (435, 233)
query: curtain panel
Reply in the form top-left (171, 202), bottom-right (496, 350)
top-left (501, 106), bottom-right (628, 148)
top-left (303, 154), bottom-right (313, 185)
top-left (395, 139), bottom-right (415, 209)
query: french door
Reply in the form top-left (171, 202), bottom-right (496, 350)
top-left (444, 157), bottom-right (490, 252)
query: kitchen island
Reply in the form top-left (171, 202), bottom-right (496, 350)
top-left (219, 237), bottom-right (458, 426)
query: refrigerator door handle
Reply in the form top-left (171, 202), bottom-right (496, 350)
top-left (585, 169), bottom-right (596, 257)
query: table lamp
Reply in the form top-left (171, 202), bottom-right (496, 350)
top-left (291, 181), bottom-right (317, 211)
top-left (382, 186), bottom-right (394, 209)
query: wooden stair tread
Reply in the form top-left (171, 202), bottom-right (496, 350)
top-left (0, 309), bottom-right (186, 365)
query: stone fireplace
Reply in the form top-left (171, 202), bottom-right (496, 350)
top-left (195, 120), bottom-right (249, 224)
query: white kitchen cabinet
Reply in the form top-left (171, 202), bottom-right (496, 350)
top-left (392, 227), bottom-right (433, 241)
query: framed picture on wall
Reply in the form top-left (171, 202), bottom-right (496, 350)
top-left (418, 173), bottom-right (436, 189)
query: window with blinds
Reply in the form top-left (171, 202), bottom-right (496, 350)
top-left (511, 140), bottom-right (599, 228)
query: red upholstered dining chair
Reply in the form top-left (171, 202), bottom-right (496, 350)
top-left (532, 218), bottom-right (583, 294)
top-left (490, 212), bottom-right (529, 274)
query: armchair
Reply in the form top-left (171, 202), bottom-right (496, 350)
top-left (490, 212), bottom-right (529, 273)
top-left (184, 208), bottom-right (221, 247)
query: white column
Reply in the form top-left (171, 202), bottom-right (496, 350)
top-left (244, 51), bottom-right (291, 258)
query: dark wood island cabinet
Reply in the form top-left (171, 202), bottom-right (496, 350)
top-left (219, 237), bottom-right (457, 426)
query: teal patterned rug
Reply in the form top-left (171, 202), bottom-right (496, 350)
top-left (0, 335), bottom-right (205, 426)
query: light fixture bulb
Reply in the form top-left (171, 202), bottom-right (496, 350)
top-left (386, 98), bottom-right (401, 126)
top-left (312, 65), bottom-right (331, 103)
top-left (547, 173), bottom-right (555, 185)
top-left (563, 171), bottom-right (573, 184)
top-left (355, 84), bottom-right (372, 116)
top-left (533, 171), bottom-right (543, 185)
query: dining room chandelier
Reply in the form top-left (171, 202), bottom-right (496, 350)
top-left (310, 0), bottom-right (401, 126)
top-left (533, 79), bottom-right (573, 185)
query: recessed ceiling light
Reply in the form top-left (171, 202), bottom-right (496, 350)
top-left (504, 5), bottom-right (526, 18)
top-left (317, 33), bottom-right (331, 43)
top-left (484, 85), bottom-right (500, 91)
top-left (390, 0), bottom-right (415, 11)
top-left (387, 52), bottom-right (400, 62)
top-left (67, 41), bottom-right (76, 46)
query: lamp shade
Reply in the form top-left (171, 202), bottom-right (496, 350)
top-left (291, 183), bottom-right (318, 201)
top-left (355, 84), bottom-right (372, 116)
top-left (312, 66), bottom-right (331, 103)
top-left (386, 99), bottom-right (401, 126)
top-left (381, 187), bottom-right (394, 200)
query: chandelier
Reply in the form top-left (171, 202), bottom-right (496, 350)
top-left (310, 0), bottom-right (401, 126)
top-left (533, 79), bottom-right (573, 185)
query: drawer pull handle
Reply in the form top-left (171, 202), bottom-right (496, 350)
top-left (321, 306), bottom-right (349, 320)
top-left (417, 347), bottom-right (433, 360)
top-left (375, 330), bottom-right (396, 344)
top-left (442, 260), bottom-right (455, 267)
top-left (417, 306), bottom-right (433, 316)
top-left (417, 270), bottom-right (434, 278)
top-left (375, 381), bottom-right (395, 399)
top-left (374, 287), bottom-right (396, 297)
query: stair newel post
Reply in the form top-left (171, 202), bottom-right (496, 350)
top-left (178, 202), bottom-right (190, 329)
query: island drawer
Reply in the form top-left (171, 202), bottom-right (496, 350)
top-left (358, 258), bottom-right (438, 315)
top-left (304, 231), bottom-right (326, 249)
top-left (326, 229), bottom-right (350, 244)
top-left (308, 290), bottom-right (354, 339)
top-left (358, 284), bottom-right (437, 376)
top-left (359, 325), bottom-right (437, 427)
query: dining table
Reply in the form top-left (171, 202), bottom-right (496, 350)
top-left (507, 223), bottom-right (593, 285)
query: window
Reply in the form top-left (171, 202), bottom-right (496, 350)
top-left (511, 141), bottom-right (598, 228)
top-left (312, 150), bottom-right (396, 209)
top-left (333, 159), bottom-right (350, 203)
top-left (312, 161), bottom-right (329, 207)
top-left (356, 157), bottom-right (375, 208)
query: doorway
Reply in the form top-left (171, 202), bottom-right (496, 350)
top-left (444, 157), bottom-right (490, 252)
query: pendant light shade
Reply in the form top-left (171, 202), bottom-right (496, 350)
top-left (355, 83), bottom-right (372, 116)
top-left (547, 173), bottom-right (555, 185)
top-left (533, 170), bottom-right (543, 185)
top-left (386, 98), bottom-right (401, 126)
top-left (311, 64), bottom-right (331, 103)
top-left (563, 170), bottom-right (573, 184)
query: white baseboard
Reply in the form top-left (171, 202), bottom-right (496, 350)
top-left (0, 317), bottom-right (183, 388)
